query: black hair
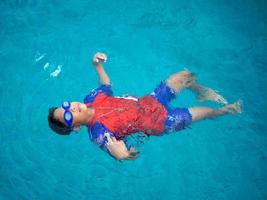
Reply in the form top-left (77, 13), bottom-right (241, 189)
top-left (48, 107), bottom-right (72, 135)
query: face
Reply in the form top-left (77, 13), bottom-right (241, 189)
top-left (54, 101), bottom-right (92, 131)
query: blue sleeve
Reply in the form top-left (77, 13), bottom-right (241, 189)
top-left (84, 84), bottom-right (113, 104)
top-left (89, 122), bottom-right (115, 153)
top-left (89, 122), bottom-right (132, 159)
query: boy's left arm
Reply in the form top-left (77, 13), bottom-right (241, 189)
top-left (92, 52), bottom-right (110, 85)
top-left (89, 123), bottom-right (138, 161)
top-left (105, 133), bottom-right (139, 160)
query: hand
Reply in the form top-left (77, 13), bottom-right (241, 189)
top-left (105, 133), bottom-right (139, 160)
top-left (93, 52), bottom-right (107, 65)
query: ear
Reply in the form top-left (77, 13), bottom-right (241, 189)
top-left (73, 125), bottom-right (81, 132)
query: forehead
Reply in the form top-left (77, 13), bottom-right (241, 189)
top-left (54, 107), bottom-right (65, 121)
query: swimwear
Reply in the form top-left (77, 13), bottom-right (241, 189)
top-left (151, 81), bottom-right (192, 133)
top-left (84, 82), bottom-right (192, 152)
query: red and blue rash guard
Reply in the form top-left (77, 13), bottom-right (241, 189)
top-left (84, 83), bottom-right (192, 153)
top-left (87, 93), bottom-right (167, 138)
top-left (84, 84), bottom-right (167, 152)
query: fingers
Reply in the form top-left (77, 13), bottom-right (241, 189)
top-left (126, 154), bottom-right (138, 160)
top-left (116, 146), bottom-right (139, 160)
top-left (93, 52), bottom-right (107, 64)
top-left (98, 53), bottom-right (107, 61)
top-left (118, 140), bottom-right (128, 151)
top-left (130, 147), bottom-right (136, 151)
top-left (111, 135), bottom-right (117, 142)
top-left (129, 147), bottom-right (139, 156)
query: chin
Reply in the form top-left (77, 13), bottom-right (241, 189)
top-left (82, 103), bottom-right (87, 110)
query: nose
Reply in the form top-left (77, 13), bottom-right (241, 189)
top-left (71, 103), bottom-right (81, 112)
top-left (70, 105), bottom-right (77, 112)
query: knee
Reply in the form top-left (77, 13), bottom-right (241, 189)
top-left (168, 71), bottom-right (189, 81)
top-left (166, 70), bottom-right (194, 91)
top-left (179, 70), bottom-right (191, 75)
top-left (167, 70), bottom-right (192, 84)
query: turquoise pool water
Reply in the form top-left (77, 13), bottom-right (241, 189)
top-left (1, 0), bottom-right (267, 199)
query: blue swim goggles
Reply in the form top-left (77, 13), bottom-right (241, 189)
top-left (62, 101), bottom-right (73, 128)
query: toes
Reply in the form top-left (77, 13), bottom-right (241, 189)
top-left (235, 100), bottom-right (243, 114)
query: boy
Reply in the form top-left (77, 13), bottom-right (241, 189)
top-left (48, 52), bottom-right (241, 160)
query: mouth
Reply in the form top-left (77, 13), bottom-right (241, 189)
top-left (75, 103), bottom-right (81, 112)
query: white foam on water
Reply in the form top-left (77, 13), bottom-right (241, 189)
top-left (50, 65), bottom-right (62, 77)
top-left (35, 53), bottom-right (46, 62)
top-left (43, 62), bottom-right (50, 70)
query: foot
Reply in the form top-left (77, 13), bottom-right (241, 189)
top-left (197, 88), bottom-right (228, 105)
top-left (223, 100), bottom-right (242, 114)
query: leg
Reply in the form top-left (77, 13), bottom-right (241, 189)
top-left (189, 101), bottom-right (241, 122)
top-left (166, 70), bottom-right (228, 104)
top-left (166, 70), bottom-right (195, 93)
top-left (189, 83), bottom-right (228, 104)
top-left (151, 70), bottom-right (195, 108)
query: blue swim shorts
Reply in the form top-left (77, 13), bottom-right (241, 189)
top-left (150, 81), bottom-right (192, 132)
